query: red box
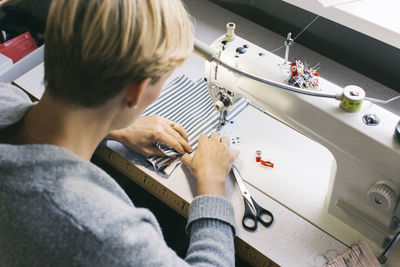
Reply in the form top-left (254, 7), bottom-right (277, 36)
top-left (0, 32), bottom-right (37, 63)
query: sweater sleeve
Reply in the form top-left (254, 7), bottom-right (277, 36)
top-left (185, 195), bottom-right (236, 267)
top-left (94, 195), bottom-right (236, 267)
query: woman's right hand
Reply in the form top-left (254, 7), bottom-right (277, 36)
top-left (181, 132), bottom-right (239, 197)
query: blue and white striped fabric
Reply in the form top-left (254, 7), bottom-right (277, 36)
top-left (142, 75), bottom-right (248, 175)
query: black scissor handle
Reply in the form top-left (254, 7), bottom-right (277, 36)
top-left (242, 198), bottom-right (258, 231)
top-left (251, 197), bottom-right (274, 227)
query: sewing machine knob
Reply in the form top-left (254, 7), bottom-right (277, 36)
top-left (362, 114), bottom-right (380, 126)
top-left (236, 47), bottom-right (246, 54)
top-left (395, 120), bottom-right (400, 143)
top-left (214, 100), bottom-right (224, 111)
top-left (367, 183), bottom-right (397, 211)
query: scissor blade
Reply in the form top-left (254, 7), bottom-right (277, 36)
top-left (232, 165), bottom-right (256, 213)
top-left (232, 166), bottom-right (247, 193)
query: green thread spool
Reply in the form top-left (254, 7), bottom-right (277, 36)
top-left (340, 85), bottom-right (365, 112)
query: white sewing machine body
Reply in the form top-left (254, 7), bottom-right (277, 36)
top-left (202, 28), bottom-right (400, 264)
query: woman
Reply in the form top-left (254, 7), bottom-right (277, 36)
top-left (0, 0), bottom-right (239, 266)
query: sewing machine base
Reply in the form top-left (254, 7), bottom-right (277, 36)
top-left (218, 102), bottom-right (400, 265)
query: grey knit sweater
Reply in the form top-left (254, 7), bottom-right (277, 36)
top-left (0, 83), bottom-right (236, 267)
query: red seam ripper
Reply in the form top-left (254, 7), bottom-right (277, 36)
top-left (261, 160), bottom-right (274, 168)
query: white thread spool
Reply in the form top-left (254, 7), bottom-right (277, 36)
top-left (225, 22), bottom-right (236, 42)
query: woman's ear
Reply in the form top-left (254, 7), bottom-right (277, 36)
top-left (124, 77), bottom-right (152, 108)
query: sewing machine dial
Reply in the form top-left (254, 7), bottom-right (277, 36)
top-left (367, 182), bottom-right (397, 211)
top-left (208, 82), bottom-right (239, 111)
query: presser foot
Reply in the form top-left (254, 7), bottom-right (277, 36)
top-left (217, 120), bottom-right (227, 130)
top-left (217, 110), bottom-right (228, 130)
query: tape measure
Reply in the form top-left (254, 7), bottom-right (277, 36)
top-left (95, 146), bottom-right (279, 267)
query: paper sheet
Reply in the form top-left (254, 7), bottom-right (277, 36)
top-left (13, 62), bottom-right (45, 100)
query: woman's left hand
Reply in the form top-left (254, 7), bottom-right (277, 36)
top-left (107, 115), bottom-right (192, 157)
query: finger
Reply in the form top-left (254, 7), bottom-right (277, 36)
top-left (230, 149), bottom-right (240, 162)
top-left (181, 153), bottom-right (193, 167)
top-left (165, 125), bottom-right (193, 153)
top-left (157, 131), bottom-right (186, 154)
top-left (168, 121), bottom-right (189, 142)
top-left (220, 137), bottom-right (230, 146)
top-left (198, 133), bottom-right (208, 144)
top-left (210, 132), bottom-right (219, 141)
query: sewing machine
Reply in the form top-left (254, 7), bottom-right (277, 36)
top-left (195, 23), bottom-right (400, 265)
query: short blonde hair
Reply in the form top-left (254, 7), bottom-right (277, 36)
top-left (44, 0), bottom-right (193, 107)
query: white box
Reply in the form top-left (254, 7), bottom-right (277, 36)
top-left (0, 53), bottom-right (13, 76)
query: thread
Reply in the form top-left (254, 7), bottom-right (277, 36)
top-left (271, 15), bottom-right (320, 53)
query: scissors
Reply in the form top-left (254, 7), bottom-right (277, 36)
top-left (231, 165), bottom-right (274, 231)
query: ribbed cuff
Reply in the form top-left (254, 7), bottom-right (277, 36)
top-left (186, 195), bottom-right (236, 235)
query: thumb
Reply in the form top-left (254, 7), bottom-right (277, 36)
top-left (181, 153), bottom-right (192, 167)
